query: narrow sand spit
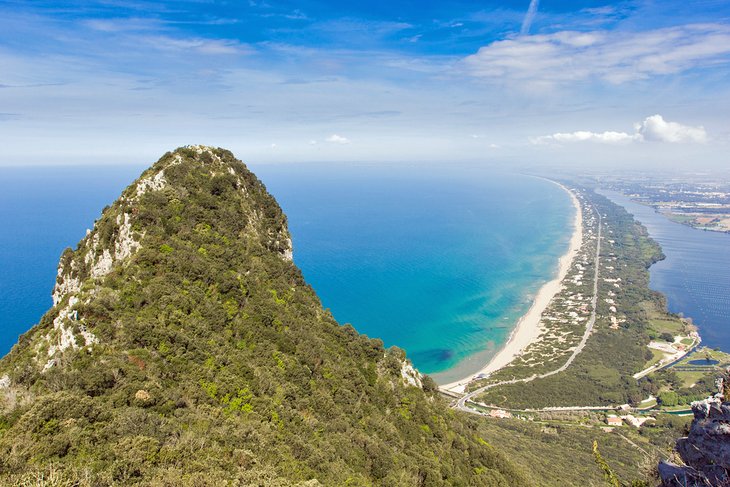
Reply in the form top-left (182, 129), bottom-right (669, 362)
top-left (440, 182), bottom-right (583, 394)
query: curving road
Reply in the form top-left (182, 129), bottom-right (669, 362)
top-left (454, 205), bottom-right (602, 414)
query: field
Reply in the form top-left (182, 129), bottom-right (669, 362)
top-left (663, 211), bottom-right (730, 233)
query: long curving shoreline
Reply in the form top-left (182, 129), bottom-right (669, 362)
top-left (439, 182), bottom-right (583, 394)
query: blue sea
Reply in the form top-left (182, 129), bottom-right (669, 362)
top-left (600, 190), bottom-right (730, 351)
top-left (0, 163), bottom-right (574, 382)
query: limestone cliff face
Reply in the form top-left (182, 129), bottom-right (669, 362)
top-left (660, 396), bottom-right (730, 486)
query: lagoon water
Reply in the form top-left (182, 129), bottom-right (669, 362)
top-left (0, 163), bottom-right (574, 382)
top-left (600, 190), bottom-right (730, 352)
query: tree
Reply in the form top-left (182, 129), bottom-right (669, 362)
top-left (658, 391), bottom-right (679, 407)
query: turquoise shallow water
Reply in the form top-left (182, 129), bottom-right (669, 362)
top-left (0, 163), bottom-right (574, 382)
top-left (254, 164), bottom-right (574, 382)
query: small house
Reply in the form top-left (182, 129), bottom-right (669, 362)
top-left (605, 415), bottom-right (622, 426)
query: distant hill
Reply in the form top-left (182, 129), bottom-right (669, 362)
top-left (0, 146), bottom-right (530, 486)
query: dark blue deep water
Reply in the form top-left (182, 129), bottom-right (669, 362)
top-left (601, 190), bottom-right (730, 351)
top-left (0, 165), bottom-right (144, 354)
top-left (0, 163), bottom-right (574, 382)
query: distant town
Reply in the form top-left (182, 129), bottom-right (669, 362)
top-left (596, 174), bottom-right (730, 233)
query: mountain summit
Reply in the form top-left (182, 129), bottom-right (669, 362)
top-left (0, 146), bottom-right (529, 486)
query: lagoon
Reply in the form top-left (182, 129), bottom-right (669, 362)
top-left (600, 190), bottom-right (730, 352)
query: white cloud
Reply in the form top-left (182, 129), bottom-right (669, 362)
top-left (636, 114), bottom-right (707, 143)
top-left (145, 35), bottom-right (248, 55)
top-left (464, 24), bottom-right (730, 85)
top-left (533, 130), bottom-right (639, 145)
top-left (534, 115), bottom-right (708, 145)
top-left (326, 134), bottom-right (350, 144)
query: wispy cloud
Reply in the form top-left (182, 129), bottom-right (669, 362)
top-left (534, 115), bottom-right (708, 145)
top-left (304, 18), bottom-right (414, 46)
top-left (0, 112), bottom-right (21, 121)
top-left (84, 17), bottom-right (162, 32)
top-left (520, 0), bottom-right (540, 35)
top-left (145, 35), bottom-right (249, 55)
top-left (464, 24), bottom-right (730, 86)
top-left (258, 9), bottom-right (308, 20)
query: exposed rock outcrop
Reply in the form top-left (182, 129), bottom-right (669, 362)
top-left (660, 397), bottom-right (730, 486)
top-left (401, 361), bottom-right (423, 388)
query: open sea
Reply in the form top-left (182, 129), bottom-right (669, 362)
top-left (0, 163), bottom-right (574, 382)
top-left (600, 190), bottom-right (730, 351)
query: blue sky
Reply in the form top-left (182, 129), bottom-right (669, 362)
top-left (1, 0), bottom-right (729, 168)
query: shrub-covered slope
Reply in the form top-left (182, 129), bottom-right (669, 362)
top-left (0, 146), bottom-right (530, 486)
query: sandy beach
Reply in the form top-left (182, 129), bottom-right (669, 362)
top-left (440, 182), bottom-right (583, 393)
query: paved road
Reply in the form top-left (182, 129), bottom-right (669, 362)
top-left (454, 205), bottom-right (602, 414)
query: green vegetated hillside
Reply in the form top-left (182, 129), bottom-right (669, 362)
top-left (0, 147), bottom-right (531, 486)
